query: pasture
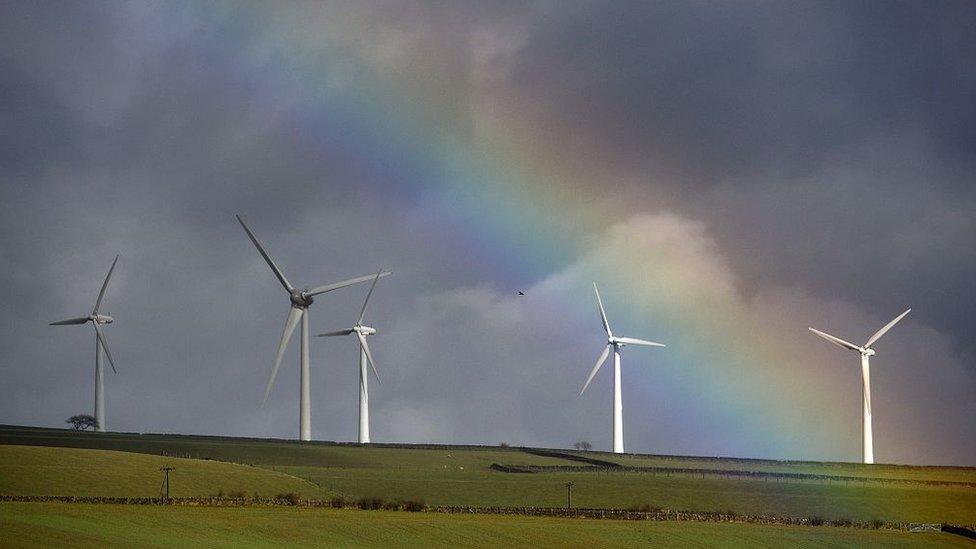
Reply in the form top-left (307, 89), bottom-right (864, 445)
top-left (1, 503), bottom-right (971, 548)
top-left (1, 424), bottom-right (974, 548)
top-left (0, 445), bottom-right (327, 499)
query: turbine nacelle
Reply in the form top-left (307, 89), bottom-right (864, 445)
top-left (355, 325), bottom-right (377, 336)
top-left (862, 348), bottom-right (876, 357)
top-left (91, 314), bottom-right (114, 325)
top-left (289, 290), bottom-right (314, 308)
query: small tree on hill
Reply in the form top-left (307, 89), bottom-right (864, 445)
top-left (574, 441), bottom-right (592, 451)
top-left (66, 414), bottom-right (96, 430)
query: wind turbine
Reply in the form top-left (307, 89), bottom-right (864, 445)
top-left (50, 255), bottom-right (120, 432)
top-left (809, 309), bottom-right (910, 464)
top-left (579, 283), bottom-right (665, 454)
top-left (317, 271), bottom-right (387, 444)
top-left (236, 215), bottom-right (390, 441)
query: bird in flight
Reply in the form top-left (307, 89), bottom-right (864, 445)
top-left (517, 291), bottom-right (525, 296)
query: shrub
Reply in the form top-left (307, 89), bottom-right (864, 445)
top-left (499, 442), bottom-right (510, 448)
top-left (401, 499), bottom-right (425, 512)
top-left (629, 503), bottom-right (662, 513)
top-left (228, 490), bottom-right (246, 499)
top-left (869, 518), bottom-right (884, 530)
top-left (383, 500), bottom-right (400, 511)
top-left (809, 516), bottom-right (825, 526)
top-left (357, 496), bottom-right (386, 510)
top-left (66, 414), bottom-right (96, 431)
top-left (329, 496), bottom-right (346, 508)
top-left (276, 492), bottom-right (301, 506)
top-left (834, 517), bottom-right (853, 527)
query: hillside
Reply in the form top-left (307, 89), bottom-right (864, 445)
top-left (2, 425), bottom-right (974, 525)
top-left (0, 445), bottom-right (326, 499)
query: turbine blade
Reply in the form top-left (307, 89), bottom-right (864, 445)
top-left (307, 271), bottom-right (391, 297)
top-left (263, 307), bottom-right (303, 405)
top-left (808, 327), bottom-right (860, 351)
top-left (357, 271), bottom-right (384, 325)
top-left (864, 309), bottom-right (911, 348)
top-left (615, 337), bottom-right (666, 347)
top-left (92, 255), bottom-right (119, 315)
top-left (236, 215), bottom-right (294, 293)
top-left (579, 344), bottom-right (611, 396)
top-left (316, 329), bottom-right (355, 337)
top-left (593, 283), bottom-right (612, 337)
top-left (93, 323), bottom-right (117, 374)
top-left (50, 317), bottom-right (91, 326)
top-left (357, 332), bottom-right (380, 384)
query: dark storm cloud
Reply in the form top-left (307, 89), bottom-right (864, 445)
top-left (501, 1), bottom-right (976, 354)
top-left (0, 1), bottom-right (973, 464)
top-left (512, 1), bottom-right (976, 181)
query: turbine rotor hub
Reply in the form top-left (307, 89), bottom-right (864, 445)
top-left (863, 348), bottom-right (876, 356)
top-left (356, 325), bottom-right (376, 336)
top-left (290, 290), bottom-right (313, 307)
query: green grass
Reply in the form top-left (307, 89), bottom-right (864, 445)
top-left (281, 465), bottom-right (976, 523)
top-left (0, 445), bottom-right (327, 499)
top-left (4, 424), bottom-right (970, 483)
top-left (1, 503), bottom-right (971, 548)
top-left (604, 453), bottom-right (976, 483)
top-left (2, 425), bottom-right (974, 526)
top-left (0, 425), bottom-right (572, 468)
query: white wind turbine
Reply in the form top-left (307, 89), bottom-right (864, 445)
top-left (579, 283), bottom-right (665, 454)
top-left (809, 308), bottom-right (911, 464)
top-left (317, 271), bottom-right (387, 444)
top-left (50, 255), bottom-right (120, 432)
top-left (237, 215), bottom-right (389, 441)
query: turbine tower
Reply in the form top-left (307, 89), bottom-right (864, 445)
top-left (50, 255), bottom-right (120, 432)
top-left (809, 308), bottom-right (910, 464)
top-left (579, 283), bottom-right (665, 454)
top-left (317, 271), bottom-right (387, 444)
top-left (237, 215), bottom-right (389, 441)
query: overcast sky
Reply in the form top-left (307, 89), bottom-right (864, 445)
top-left (2, 1), bottom-right (974, 466)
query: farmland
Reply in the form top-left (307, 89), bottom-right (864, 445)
top-left (2, 425), bottom-right (973, 524)
top-left (1, 424), bottom-right (974, 546)
top-left (1, 503), bottom-right (972, 549)
top-left (0, 445), bottom-right (327, 499)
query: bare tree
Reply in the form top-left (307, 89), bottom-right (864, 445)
top-left (574, 441), bottom-right (592, 451)
top-left (66, 414), bottom-right (96, 430)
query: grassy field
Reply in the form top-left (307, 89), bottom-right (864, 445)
top-left (283, 465), bottom-right (976, 523)
top-left (0, 425), bottom-right (572, 468)
top-left (1, 425), bottom-right (974, 526)
top-left (1, 502), bottom-right (971, 549)
top-left (607, 453), bottom-right (976, 483)
top-left (3, 424), bottom-right (971, 483)
top-left (0, 445), bottom-right (327, 499)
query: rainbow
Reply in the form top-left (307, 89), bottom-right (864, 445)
top-left (144, 5), bottom-right (854, 460)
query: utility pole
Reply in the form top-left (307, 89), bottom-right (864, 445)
top-left (565, 482), bottom-right (574, 509)
top-left (160, 466), bottom-right (175, 503)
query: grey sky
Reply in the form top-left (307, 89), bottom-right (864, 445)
top-left (1, 1), bottom-right (973, 465)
